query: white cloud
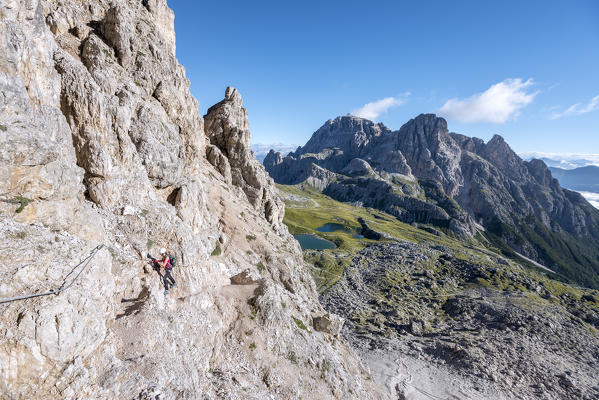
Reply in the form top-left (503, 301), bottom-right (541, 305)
top-left (577, 191), bottom-right (599, 209)
top-left (550, 94), bottom-right (599, 119)
top-left (251, 142), bottom-right (299, 162)
top-left (439, 78), bottom-right (537, 123)
top-left (351, 93), bottom-right (410, 121)
top-left (519, 152), bottom-right (599, 169)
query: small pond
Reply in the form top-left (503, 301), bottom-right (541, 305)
top-left (316, 223), bottom-right (352, 233)
top-left (315, 222), bottom-right (366, 240)
top-left (293, 234), bottom-right (337, 250)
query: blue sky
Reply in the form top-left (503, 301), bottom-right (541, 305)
top-left (169, 0), bottom-right (599, 154)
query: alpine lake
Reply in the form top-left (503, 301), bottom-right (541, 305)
top-left (293, 223), bottom-right (363, 250)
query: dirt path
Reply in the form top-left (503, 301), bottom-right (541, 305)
top-left (220, 284), bottom-right (259, 301)
top-left (361, 349), bottom-right (512, 400)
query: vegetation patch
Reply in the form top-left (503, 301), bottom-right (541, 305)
top-left (279, 184), bottom-right (494, 293)
top-left (280, 183), bottom-right (599, 340)
top-left (211, 242), bottom-right (222, 256)
top-left (320, 359), bottom-right (330, 379)
top-left (287, 351), bottom-right (298, 364)
top-left (291, 316), bottom-right (310, 333)
top-left (246, 234), bottom-right (257, 241)
top-left (15, 196), bottom-right (32, 213)
top-left (256, 261), bottom-right (265, 272)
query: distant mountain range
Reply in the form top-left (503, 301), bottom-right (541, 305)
top-left (264, 114), bottom-right (599, 289)
top-left (520, 152), bottom-right (599, 170)
top-left (549, 165), bottom-right (599, 193)
top-left (251, 142), bottom-right (298, 163)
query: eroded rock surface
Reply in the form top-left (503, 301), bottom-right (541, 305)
top-left (204, 87), bottom-right (284, 228)
top-left (0, 1), bottom-right (384, 398)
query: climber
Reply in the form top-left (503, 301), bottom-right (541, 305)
top-left (155, 248), bottom-right (176, 295)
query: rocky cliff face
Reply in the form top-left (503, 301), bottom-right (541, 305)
top-left (0, 1), bottom-right (385, 398)
top-left (204, 87), bottom-right (284, 228)
top-left (265, 114), bottom-right (599, 288)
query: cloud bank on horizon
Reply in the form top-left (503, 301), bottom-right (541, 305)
top-left (519, 152), bottom-right (599, 169)
top-left (251, 142), bottom-right (299, 162)
top-left (351, 93), bottom-right (410, 121)
top-left (438, 78), bottom-right (537, 123)
top-left (578, 191), bottom-right (599, 209)
top-left (550, 94), bottom-right (599, 120)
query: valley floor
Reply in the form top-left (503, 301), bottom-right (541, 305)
top-left (279, 184), bottom-right (599, 400)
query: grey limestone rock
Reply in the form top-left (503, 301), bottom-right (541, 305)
top-left (0, 1), bottom-right (385, 399)
top-left (312, 313), bottom-right (344, 336)
top-left (204, 87), bottom-right (285, 227)
top-left (320, 241), bottom-right (599, 400)
top-left (340, 158), bottom-right (376, 177)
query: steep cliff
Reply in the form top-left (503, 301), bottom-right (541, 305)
top-left (265, 114), bottom-right (599, 288)
top-left (0, 1), bottom-right (384, 398)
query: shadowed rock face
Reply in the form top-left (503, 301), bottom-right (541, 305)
top-left (393, 114), bottom-right (463, 196)
top-left (265, 114), bottom-right (599, 288)
top-left (0, 1), bottom-right (386, 398)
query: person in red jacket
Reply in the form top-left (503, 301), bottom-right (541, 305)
top-left (157, 247), bottom-right (176, 295)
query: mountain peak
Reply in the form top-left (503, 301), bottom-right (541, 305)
top-left (298, 115), bottom-right (391, 156)
top-left (224, 86), bottom-right (242, 105)
top-left (479, 133), bottom-right (529, 181)
top-left (488, 133), bottom-right (508, 146)
top-left (400, 113), bottom-right (449, 138)
top-left (328, 114), bottom-right (389, 130)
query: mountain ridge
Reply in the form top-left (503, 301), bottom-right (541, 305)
top-left (549, 165), bottom-right (599, 193)
top-left (265, 113), bottom-right (599, 288)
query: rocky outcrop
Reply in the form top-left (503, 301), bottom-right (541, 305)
top-left (264, 113), bottom-right (599, 288)
top-left (340, 158), bottom-right (376, 177)
top-left (265, 115), bottom-right (476, 235)
top-left (264, 151), bottom-right (338, 191)
top-left (204, 87), bottom-right (284, 227)
top-left (0, 1), bottom-right (385, 398)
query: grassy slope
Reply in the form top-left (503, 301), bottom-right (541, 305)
top-left (279, 184), bottom-right (599, 308)
top-left (487, 213), bottom-right (599, 289)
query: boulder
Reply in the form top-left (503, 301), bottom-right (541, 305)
top-left (312, 313), bottom-right (344, 336)
top-left (230, 269), bottom-right (260, 285)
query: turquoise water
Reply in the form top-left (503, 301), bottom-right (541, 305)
top-left (293, 234), bottom-right (337, 250)
top-left (315, 222), bottom-right (365, 240)
top-left (316, 223), bottom-right (351, 233)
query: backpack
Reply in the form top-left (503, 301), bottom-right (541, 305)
top-left (168, 254), bottom-right (176, 268)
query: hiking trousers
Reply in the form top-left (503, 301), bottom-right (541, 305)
top-left (164, 269), bottom-right (176, 290)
